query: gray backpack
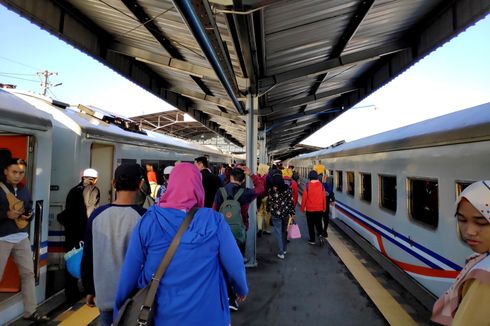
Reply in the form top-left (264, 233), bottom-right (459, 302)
top-left (219, 187), bottom-right (246, 244)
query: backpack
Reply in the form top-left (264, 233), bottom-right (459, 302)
top-left (219, 187), bottom-right (246, 244)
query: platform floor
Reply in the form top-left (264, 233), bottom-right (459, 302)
top-left (232, 210), bottom-right (389, 326)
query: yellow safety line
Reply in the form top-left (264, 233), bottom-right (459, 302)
top-left (328, 230), bottom-right (418, 326)
top-left (58, 305), bottom-right (99, 326)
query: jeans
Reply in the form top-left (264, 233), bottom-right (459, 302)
top-left (0, 238), bottom-right (37, 317)
top-left (99, 310), bottom-right (113, 326)
top-left (271, 216), bottom-right (287, 255)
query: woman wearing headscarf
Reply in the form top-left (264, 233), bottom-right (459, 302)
top-left (267, 173), bottom-right (295, 259)
top-left (432, 180), bottom-right (490, 325)
top-left (114, 163), bottom-right (248, 325)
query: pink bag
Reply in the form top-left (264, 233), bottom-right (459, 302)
top-left (287, 220), bottom-right (301, 239)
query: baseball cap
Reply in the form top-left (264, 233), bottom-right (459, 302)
top-left (115, 164), bottom-right (143, 183)
top-left (83, 168), bottom-right (98, 178)
top-left (163, 166), bottom-right (174, 175)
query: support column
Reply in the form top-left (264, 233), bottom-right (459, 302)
top-left (245, 94), bottom-right (258, 267)
top-left (259, 124), bottom-right (267, 164)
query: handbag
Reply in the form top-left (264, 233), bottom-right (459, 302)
top-left (64, 241), bottom-right (84, 279)
top-left (114, 207), bottom-right (198, 326)
top-left (287, 217), bottom-right (301, 240)
top-left (0, 182), bottom-right (28, 229)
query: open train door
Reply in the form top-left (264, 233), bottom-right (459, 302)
top-left (0, 135), bottom-right (30, 293)
top-left (90, 143), bottom-right (114, 205)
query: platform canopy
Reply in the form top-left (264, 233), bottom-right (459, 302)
top-left (3, 0), bottom-right (488, 160)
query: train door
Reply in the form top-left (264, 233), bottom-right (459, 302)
top-left (90, 143), bottom-right (114, 205)
top-left (0, 135), bottom-right (35, 297)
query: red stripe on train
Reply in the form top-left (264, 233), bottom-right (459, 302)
top-left (335, 205), bottom-right (459, 279)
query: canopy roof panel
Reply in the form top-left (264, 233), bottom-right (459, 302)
top-left (2, 0), bottom-right (488, 160)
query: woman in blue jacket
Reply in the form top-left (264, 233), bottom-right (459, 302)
top-left (114, 163), bottom-right (248, 325)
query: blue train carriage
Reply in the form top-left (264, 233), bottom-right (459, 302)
top-left (7, 89), bottom-right (233, 303)
top-left (0, 89), bottom-right (53, 324)
top-left (289, 102), bottom-right (490, 298)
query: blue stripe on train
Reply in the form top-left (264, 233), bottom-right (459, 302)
top-left (336, 200), bottom-right (462, 271)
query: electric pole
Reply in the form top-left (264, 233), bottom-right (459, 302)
top-left (37, 70), bottom-right (62, 96)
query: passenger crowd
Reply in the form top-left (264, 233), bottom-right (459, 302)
top-left (1, 149), bottom-right (489, 325)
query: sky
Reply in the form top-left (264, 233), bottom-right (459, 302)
top-left (0, 4), bottom-right (489, 148)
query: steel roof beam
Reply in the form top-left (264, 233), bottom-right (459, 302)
top-left (173, 88), bottom-right (237, 112)
top-left (110, 43), bottom-right (251, 89)
top-left (121, 0), bottom-right (183, 59)
top-left (258, 43), bottom-right (406, 92)
top-left (262, 86), bottom-right (356, 114)
top-left (173, 0), bottom-right (245, 114)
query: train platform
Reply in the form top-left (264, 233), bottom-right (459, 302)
top-left (8, 209), bottom-right (431, 326)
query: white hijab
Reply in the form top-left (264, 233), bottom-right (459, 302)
top-left (432, 180), bottom-right (490, 325)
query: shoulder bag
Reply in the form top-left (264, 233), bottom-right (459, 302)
top-left (0, 182), bottom-right (28, 229)
top-left (114, 207), bottom-right (198, 326)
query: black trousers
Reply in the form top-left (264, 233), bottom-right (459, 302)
top-left (322, 198), bottom-right (331, 235)
top-left (306, 211), bottom-right (324, 242)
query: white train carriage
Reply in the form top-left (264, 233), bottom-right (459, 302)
top-left (289, 102), bottom-right (490, 300)
top-left (0, 89), bottom-right (53, 324)
top-left (1, 89), bottom-right (234, 321)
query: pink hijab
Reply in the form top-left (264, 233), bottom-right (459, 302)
top-left (158, 163), bottom-right (204, 211)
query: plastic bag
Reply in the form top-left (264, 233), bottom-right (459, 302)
top-left (64, 241), bottom-right (83, 279)
top-left (287, 219), bottom-right (301, 239)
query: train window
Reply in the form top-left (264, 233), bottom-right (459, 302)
top-left (408, 178), bottom-right (439, 228)
top-left (361, 173), bottom-right (372, 203)
top-left (336, 170), bottom-right (343, 192)
top-left (456, 181), bottom-right (474, 198)
top-left (346, 171), bottom-right (355, 196)
top-left (379, 175), bottom-right (396, 213)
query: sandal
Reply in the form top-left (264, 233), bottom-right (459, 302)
top-left (23, 311), bottom-right (50, 323)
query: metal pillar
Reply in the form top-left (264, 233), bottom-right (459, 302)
top-left (245, 94), bottom-right (258, 267)
top-left (259, 123), bottom-right (267, 164)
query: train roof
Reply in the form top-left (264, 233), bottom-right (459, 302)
top-left (0, 89), bottom-right (52, 131)
top-left (8, 90), bottom-right (227, 158)
top-left (297, 102), bottom-right (490, 159)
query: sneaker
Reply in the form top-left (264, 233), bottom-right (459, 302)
top-left (23, 311), bottom-right (50, 323)
top-left (284, 251), bottom-right (287, 254)
top-left (277, 253), bottom-right (285, 259)
top-left (308, 241), bottom-right (316, 245)
top-left (264, 230), bottom-right (271, 235)
top-left (229, 299), bottom-right (239, 311)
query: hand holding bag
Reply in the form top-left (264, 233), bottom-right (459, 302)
top-left (287, 217), bottom-right (301, 240)
top-left (114, 207), bottom-right (198, 326)
top-left (64, 241), bottom-right (84, 279)
top-left (0, 182), bottom-right (28, 229)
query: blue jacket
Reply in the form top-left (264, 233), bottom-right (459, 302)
top-left (114, 206), bottom-right (248, 325)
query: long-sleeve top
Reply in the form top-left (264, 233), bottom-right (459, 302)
top-left (212, 174), bottom-right (264, 230)
top-left (201, 169), bottom-right (222, 208)
top-left (300, 181), bottom-right (326, 213)
top-left (81, 204), bottom-right (146, 311)
top-left (114, 206), bottom-right (248, 326)
top-left (267, 187), bottom-right (295, 219)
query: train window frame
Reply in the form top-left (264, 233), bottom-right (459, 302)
top-left (346, 171), bottom-right (355, 196)
top-left (407, 177), bottom-right (439, 229)
top-left (360, 173), bottom-right (372, 203)
top-left (379, 174), bottom-right (397, 214)
top-left (455, 180), bottom-right (475, 199)
top-left (336, 170), bottom-right (343, 192)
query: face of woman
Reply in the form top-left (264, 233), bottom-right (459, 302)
top-left (456, 198), bottom-right (490, 254)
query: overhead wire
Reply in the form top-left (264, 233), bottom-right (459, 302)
top-left (0, 55), bottom-right (42, 71)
